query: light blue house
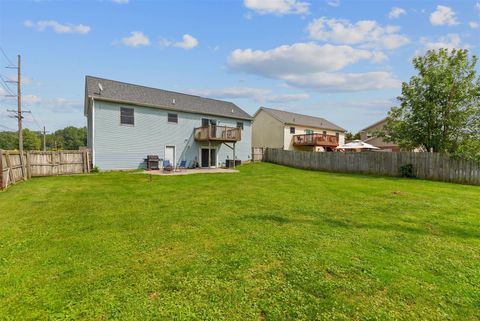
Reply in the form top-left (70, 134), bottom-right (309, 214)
top-left (84, 76), bottom-right (252, 170)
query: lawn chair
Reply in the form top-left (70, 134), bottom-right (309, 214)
top-left (177, 160), bottom-right (187, 172)
top-left (163, 160), bottom-right (174, 172)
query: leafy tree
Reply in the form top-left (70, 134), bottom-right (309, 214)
top-left (384, 49), bottom-right (480, 159)
top-left (0, 131), bottom-right (17, 149)
top-left (0, 129), bottom-right (41, 150)
top-left (23, 128), bottom-right (41, 150)
top-left (46, 126), bottom-right (87, 150)
top-left (345, 131), bottom-right (360, 141)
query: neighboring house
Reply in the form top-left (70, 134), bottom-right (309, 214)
top-left (84, 76), bottom-right (252, 170)
top-left (359, 118), bottom-right (400, 152)
top-left (252, 107), bottom-right (346, 152)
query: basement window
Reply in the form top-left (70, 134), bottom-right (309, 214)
top-left (168, 113), bottom-right (178, 124)
top-left (120, 107), bottom-right (134, 125)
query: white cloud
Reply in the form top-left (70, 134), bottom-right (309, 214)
top-left (160, 34), bottom-right (199, 50)
top-left (243, 0), bottom-right (310, 15)
top-left (416, 34), bottom-right (470, 56)
top-left (174, 34), bottom-right (198, 49)
top-left (112, 0), bottom-right (129, 3)
top-left (281, 71), bottom-right (400, 92)
top-left (429, 5), bottom-right (458, 26)
top-left (24, 20), bottom-right (90, 34)
top-left (307, 17), bottom-right (410, 49)
top-left (23, 95), bottom-right (42, 105)
top-left (121, 31), bottom-right (150, 47)
top-left (227, 42), bottom-right (399, 92)
top-left (326, 0), bottom-right (340, 7)
top-left (228, 42), bottom-right (382, 77)
top-left (388, 7), bottom-right (406, 19)
top-left (469, 21), bottom-right (479, 29)
top-left (187, 87), bottom-right (309, 103)
top-left (476, 2), bottom-right (480, 12)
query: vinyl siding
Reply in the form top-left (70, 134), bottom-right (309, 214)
top-left (251, 109), bottom-right (284, 148)
top-left (92, 101), bottom-right (251, 169)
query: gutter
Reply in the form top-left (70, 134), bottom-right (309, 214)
top-left (88, 95), bottom-right (253, 121)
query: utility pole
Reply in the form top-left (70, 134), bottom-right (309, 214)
top-left (17, 55), bottom-right (22, 153)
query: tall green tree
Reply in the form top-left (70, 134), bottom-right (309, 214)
top-left (0, 129), bottom-right (41, 150)
top-left (47, 126), bottom-right (87, 150)
top-left (384, 49), bottom-right (480, 157)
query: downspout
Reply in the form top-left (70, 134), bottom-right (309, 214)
top-left (91, 97), bottom-right (95, 166)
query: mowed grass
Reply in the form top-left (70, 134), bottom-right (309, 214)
top-left (0, 163), bottom-right (479, 321)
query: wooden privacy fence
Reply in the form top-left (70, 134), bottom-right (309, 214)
top-left (264, 148), bottom-right (480, 185)
top-left (0, 150), bottom-right (90, 190)
top-left (251, 147), bottom-right (266, 162)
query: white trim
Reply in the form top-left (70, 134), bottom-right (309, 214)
top-left (164, 145), bottom-right (176, 167)
top-left (198, 146), bottom-right (218, 168)
top-left (92, 98), bottom-right (95, 166)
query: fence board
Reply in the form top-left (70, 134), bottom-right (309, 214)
top-left (264, 149), bottom-right (480, 186)
top-left (0, 150), bottom-right (90, 190)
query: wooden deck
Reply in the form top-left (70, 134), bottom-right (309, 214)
top-left (194, 125), bottom-right (241, 142)
top-left (293, 134), bottom-right (338, 147)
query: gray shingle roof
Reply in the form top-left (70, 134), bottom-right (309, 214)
top-left (85, 76), bottom-right (252, 120)
top-left (258, 107), bottom-right (346, 132)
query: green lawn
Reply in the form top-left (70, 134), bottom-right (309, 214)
top-left (0, 163), bottom-right (479, 320)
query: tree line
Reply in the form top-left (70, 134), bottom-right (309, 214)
top-left (0, 126), bottom-right (87, 151)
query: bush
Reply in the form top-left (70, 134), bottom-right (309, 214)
top-left (400, 164), bottom-right (415, 178)
top-left (91, 166), bottom-right (100, 173)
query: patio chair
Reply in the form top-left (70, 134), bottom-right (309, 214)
top-left (163, 160), bottom-right (174, 172)
top-left (177, 160), bottom-right (187, 172)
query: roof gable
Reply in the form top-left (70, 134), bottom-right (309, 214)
top-left (85, 76), bottom-right (252, 120)
top-left (258, 107), bottom-right (345, 132)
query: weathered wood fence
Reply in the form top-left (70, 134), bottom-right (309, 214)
top-left (264, 149), bottom-right (480, 185)
top-left (251, 147), bottom-right (266, 162)
top-left (0, 150), bottom-right (90, 190)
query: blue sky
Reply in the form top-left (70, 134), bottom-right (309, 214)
top-left (0, 0), bottom-right (479, 133)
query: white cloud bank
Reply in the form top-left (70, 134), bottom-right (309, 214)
top-left (307, 17), bottom-right (410, 49)
top-left (228, 42), bottom-right (400, 92)
top-left (429, 5), bottom-right (458, 26)
top-left (326, 0), bottom-right (340, 8)
top-left (121, 31), bottom-right (150, 47)
top-left (24, 20), bottom-right (91, 34)
top-left (243, 0), bottom-right (310, 15)
top-left (188, 87), bottom-right (309, 103)
top-left (112, 0), bottom-right (129, 3)
top-left (388, 7), bottom-right (406, 19)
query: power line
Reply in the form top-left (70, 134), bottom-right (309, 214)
top-left (28, 110), bottom-right (43, 131)
top-left (0, 46), bottom-right (15, 67)
top-left (0, 74), bottom-right (16, 96)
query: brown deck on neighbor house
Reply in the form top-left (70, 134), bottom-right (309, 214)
top-left (194, 125), bottom-right (241, 142)
top-left (293, 134), bottom-right (338, 147)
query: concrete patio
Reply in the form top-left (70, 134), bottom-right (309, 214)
top-left (142, 168), bottom-right (239, 176)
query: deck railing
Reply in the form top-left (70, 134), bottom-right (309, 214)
top-left (293, 133), bottom-right (338, 147)
top-left (194, 125), bottom-right (241, 142)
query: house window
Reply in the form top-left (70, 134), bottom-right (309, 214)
top-left (237, 122), bottom-right (244, 130)
top-left (323, 131), bottom-right (327, 136)
top-left (336, 132), bottom-right (340, 141)
top-left (305, 129), bottom-right (314, 134)
top-left (168, 113), bottom-right (178, 123)
top-left (202, 118), bottom-right (216, 126)
top-left (120, 107), bottom-right (134, 125)
top-left (290, 127), bottom-right (295, 134)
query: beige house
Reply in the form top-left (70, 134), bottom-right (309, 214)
top-left (252, 107), bottom-right (346, 152)
top-left (359, 118), bottom-right (400, 152)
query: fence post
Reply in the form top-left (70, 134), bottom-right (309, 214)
top-left (26, 151), bottom-right (31, 179)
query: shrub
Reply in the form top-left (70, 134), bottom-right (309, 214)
top-left (91, 166), bottom-right (100, 173)
top-left (400, 164), bottom-right (415, 178)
